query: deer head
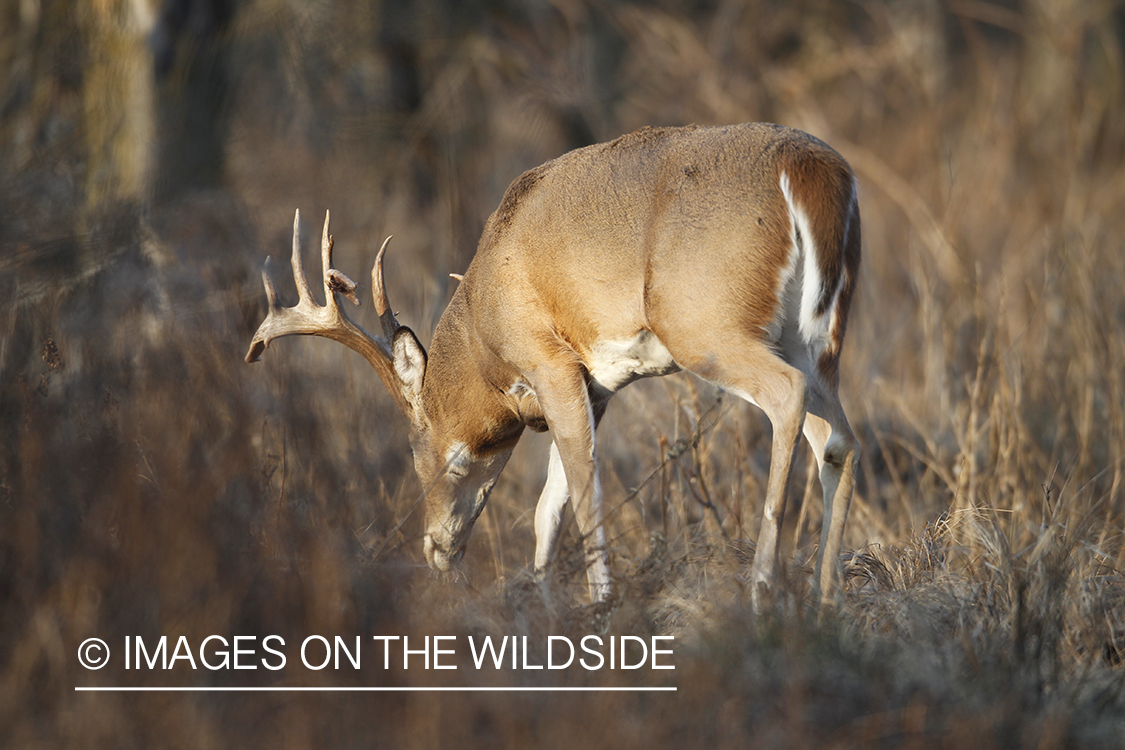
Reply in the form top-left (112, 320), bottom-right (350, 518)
top-left (246, 210), bottom-right (520, 574)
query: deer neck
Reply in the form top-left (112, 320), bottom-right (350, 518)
top-left (420, 293), bottom-right (528, 454)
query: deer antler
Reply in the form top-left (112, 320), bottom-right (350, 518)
top-left (245, 209), bottom-right (413, 416)
top-left (372, 234), bottom-right (399, 341)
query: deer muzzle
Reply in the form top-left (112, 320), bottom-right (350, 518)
top-left (423, 533), bottom-right (466, 572)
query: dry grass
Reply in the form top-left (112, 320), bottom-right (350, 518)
top-left (3, 0), bottom-right (1125, 747)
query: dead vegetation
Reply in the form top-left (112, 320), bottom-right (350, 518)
top-left (2, 0), bottom-right (1125, 747)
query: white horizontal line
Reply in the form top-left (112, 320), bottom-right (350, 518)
top-left (75, 686), bottom-right (676, 693)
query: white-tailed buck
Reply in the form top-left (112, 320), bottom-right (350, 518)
top-left (246, 123), bottom-right (861, 608)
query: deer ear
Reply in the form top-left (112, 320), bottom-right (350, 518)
top-left (392, 327), bottom-right (427, 407)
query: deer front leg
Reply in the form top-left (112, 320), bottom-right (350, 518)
top-left (533, 400), bottom-right (608, 578)
top-left (530, 369), bottom-right (611, 601)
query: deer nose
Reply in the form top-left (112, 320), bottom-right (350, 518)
top-left (423, 534), bottom-right (464, 571)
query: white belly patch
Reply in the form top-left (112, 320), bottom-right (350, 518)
top-left (585, 330), bottom-right (680, 395)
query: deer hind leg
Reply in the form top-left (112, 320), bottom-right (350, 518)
top-left (803, 387), bottom-right (860, 607)
top-left (700, 340), bottom-right (808, 611)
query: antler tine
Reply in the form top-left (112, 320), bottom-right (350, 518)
top-left (318, 209), bottom-right (337, 313)
top-left (321, 210), bottom-right (361, 308)
top-left (261, 256), bottom-right (280, 309)
top-left (245, 255), bottom-right (283, 363)
top-left (290, 209), bottom-right (315, 304)
top-left (372, 235), bottom-right (399, 341)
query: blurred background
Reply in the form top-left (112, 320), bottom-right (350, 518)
top-left (3, 0), bottom-right (1125, 747)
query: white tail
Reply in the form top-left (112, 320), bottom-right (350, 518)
top-left (246, 123), bottom-right (861, 609)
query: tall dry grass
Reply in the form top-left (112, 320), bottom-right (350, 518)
top-left (2, 0), bottom-right (1125, 747)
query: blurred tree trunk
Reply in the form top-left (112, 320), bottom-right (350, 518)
top-left (149, 0), bottom-right (235, 204)
top-left (80, 0), bottom-right (235, 214)
top-left (81, 0), bottom-right (159, 211)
